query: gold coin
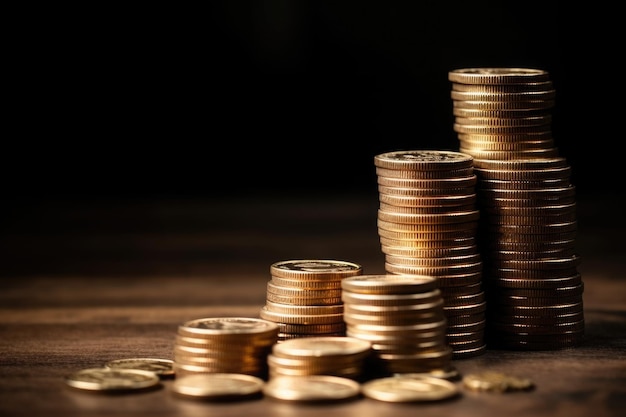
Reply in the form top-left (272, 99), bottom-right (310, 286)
top-left (179, 317), bottom-right (279, 337)
top-left (448, 67), bottom-right (551, 85)
top-left (462, 371), bottom-right (534, 392)
top-left (374, 150), bottom-right (474, 171)
top-left (341, 274), bottom-right (438, 294)
top-left (270, 259), bottom-right (362, 280)
top-left (263, 375), bottom-right (361, 402)
top-left (104, 358), bottom-right (174, 378)
top-left (361, 375), bottom-right (460, 402)
top-left (272, 336), bottom-right (371, 358)
top-left (64, 367), bottom-right (160, 392)
top-left (171, 373), bottom-right (265, 400)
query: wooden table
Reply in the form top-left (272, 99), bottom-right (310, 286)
top-left (1, 193), bottom-right (624, 417)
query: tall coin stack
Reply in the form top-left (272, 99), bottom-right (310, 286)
top-left (448, 67), bottom-right (584, 350)
top-left (341, 274), bottom-right (453, 377)
top-left (173, 317), bottom-right (279, 379)
top-left (259, 259), bottom-right (362, 341)
top-left (374, 150), bottom-right (486, 358)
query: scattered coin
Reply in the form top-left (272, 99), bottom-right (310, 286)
top-left (462, 371), bottom-right (534, 392)
top-left (104, 358), bottom-right (175, 378)
top-left (171, 373), bottom-right (265, 401)
top-left (263, 375), bottom-right (361, 402)
top-left (64, 367), bottom-right (160, 392)
top-left (361, 374), bottom-right (460, 402)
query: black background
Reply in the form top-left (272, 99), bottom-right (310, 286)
top-left (5, 1), bottom-right (618, 202)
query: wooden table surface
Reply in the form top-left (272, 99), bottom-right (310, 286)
top-left (1, 192), bottom-right (625, 417)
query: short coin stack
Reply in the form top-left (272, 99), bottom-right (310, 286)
top-left (266, 336), bottom-right (372, 380)
top-left (374, 150), bottom-right (486, 358)
top-left (448, 67), bottom-right (584, 350)
top-left (341, 274), bottom-right (453, 376)
top-left (173, 317), bottom-right (279, 379)
top-left (259, 259), bottom-right (362, 341)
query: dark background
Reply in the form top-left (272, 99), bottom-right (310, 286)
top-left (4, 0), bottom-right (618, 203)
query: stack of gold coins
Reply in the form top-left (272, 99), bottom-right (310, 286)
top-left (374, 150), bottom-right (486, 358)
top-left (173, 317), bottom-right (279, 379)
top-left (341, 274), bottom-right (452, 377)
top-left (448, 67), bottom-right (584, 350)
top-left (266, 336), bottom-right (372, 380)
top-left (259, 260), bottom-right (362, 341)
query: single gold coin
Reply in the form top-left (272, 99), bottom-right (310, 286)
top-left (462, 371), bottom-right (534, 392)
top-left (104, 358), bottom-right (174, 378)
top-left (361, 375), bottom-right (460, 402)
top-left (271, 336), bottom-right (371, 358)
top-left (171, 373), bottom-right (265, 400)
top-left (64, 367), bottom-right (160, 392)
top-left (448, 67), bottom-right (551, 85)
top-left (263, 375), bottom-right (361, 402)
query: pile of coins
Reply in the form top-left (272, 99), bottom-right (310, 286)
top-left (172, 317), bottom-right (279, 378)
top-left (448, 67), bottom-right (584, 350)
top-left (259, 259), bottom-right (362, 341)
top-left (341, 274), bottom-right (453, 375)
top-left (374, 150), bottom-right (486, 358)
top-left (266, 335), bottom-right (372, 380)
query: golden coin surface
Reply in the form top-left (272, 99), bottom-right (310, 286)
top-left (270, 259), bottom-right (362, 279)
top-left (64, 367), bottom-right (160, 391)
top-left (179, 317), bottom-right (279, 336)
top-left (341, 274), bottom-right (438, 294)
top-left (171, 373), bottom-right (265, 400)
top-left (361, 375), bottom-right (460, 402)
top-left (448, 67), bottom-right (550, 84)
top-left (272, 336), bottom-right (371, 358)
top-left (462, 371), bottom-right (534, 392)
top-left (263, 375), bottom-right (361, 402)
top-left (104, 358), bottom-right (174, 378)
top-left (374, 150), bottom-right (473, 170)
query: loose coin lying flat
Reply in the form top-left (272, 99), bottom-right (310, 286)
top-left (172, 373), bottom-right (265, 400)
top-left (263, 375), bottom-right (361, 402)
top-left (462, 371), bottom-right (534, 392)
top-left (361, 375), bottom-right (460, 402)
top-left (65, 367), bottom-right (160, 392)
top-left (104, 358), bottom-right (175, 378)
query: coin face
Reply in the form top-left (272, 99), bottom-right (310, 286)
top-left (104, 358), bottom-right (174, 378)
top-left (374, 150), bottom-right (474, 170)
top-left (272, 336), bottom-right (371, 358)
top-left (269, 260), bottom-right (363, 281)
top-left (181, 317), bottom-right (279, 335)
top-left (263, 375), bottom-right (361, 402)
top-left (341, 274), bottom-right (439, 294)
top-left (172, 373), bottom-right (265, 400)
top-left (64, 368), bottom-right (160, 392)
top-left (462, 371), bottom-right (534, 392)
top-left (361, 375), bottom-right (460, 402)
top-left (448, 68), bottom-right (550, 84)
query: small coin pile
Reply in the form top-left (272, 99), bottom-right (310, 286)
top-left (449, 68), bottom-right (584, 350)
top-left (374, 150), bottom-right (486, 358)
top-left (259, 259), bottom-right (362, 341)
top-left (341, 274), bottom-right (453, 376)
top-left (266, 335), bottom-right (372, 380)
top-left (173, 317), bottom-right (279, 379)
